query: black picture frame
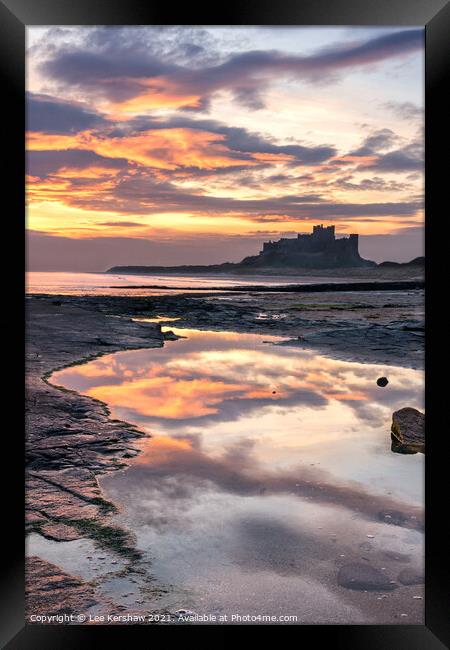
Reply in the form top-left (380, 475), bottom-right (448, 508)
top-left (2, 0), bottom-right (449, 646)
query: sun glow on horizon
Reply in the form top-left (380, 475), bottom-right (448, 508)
top-left (26, 26), bottom-right (424, 267)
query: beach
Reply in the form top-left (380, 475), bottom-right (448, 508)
top-left (25, 272), bottom-right (424, 624)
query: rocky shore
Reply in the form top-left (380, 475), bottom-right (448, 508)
top-left (26, 298), bottom-right (166, 618)
top-left (67, 286), bottom-right (424, 368)
top-left (26, 287), bottom-right (424, 621)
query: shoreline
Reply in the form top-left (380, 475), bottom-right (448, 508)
top-left (26, 298), bottom-right (168, 618)
top-left (104, 264), bottom-right (424, 280)
top-left (27, 285), bottom-right (424, 369)
top-left (106, 280), bottom-right (425, 293)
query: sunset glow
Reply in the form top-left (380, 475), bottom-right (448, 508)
top-left (27, 27), bottom-right (424, 269)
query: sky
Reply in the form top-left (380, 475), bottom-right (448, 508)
top-left (26, 26), bottom-right (424, 270)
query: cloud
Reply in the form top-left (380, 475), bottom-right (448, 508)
top-left (343, 129), bottom-right (423, 173)
top-left (27, 93), bottom-right (108, 134)
top-left (105, 431), bottom-right (423, 531)
top-left (333, 175), bottom-right (411, 192)
top-left (364, 142), bottom-right (423, 172)
top-left (195, 121), bottom-right (336, 164)
top-left (37, 28), bottom-right (423, 110)
top-left (122, 388), bottom-right (328, 430)
top-left (27, 151), bottom-right (420, 219)
top-left (61, 166), bottom-right (420, 219)
top-left (25, 109), bottom-right (422, 222)
top-left (27, 149), bottom-right (129, 179)
top-left (384, 101), bottom-right (423, 120)
top-left (349, 128), bottom-right (399, 157)
top-left (98, 220), bottom-right (143, 228)
top-left (26, 26), bottom-right (424, 266)
top-left (88, 113), bottom-right (338, 166)
top-left (84, 168), bottom-right (421, 218)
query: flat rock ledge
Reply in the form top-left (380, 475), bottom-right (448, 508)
top-left (26, 557), bottom-right (99, 622)
top-left (391, 407), bottom-right (425, 454)
top-left (26, 297), bottom-right (165, 616)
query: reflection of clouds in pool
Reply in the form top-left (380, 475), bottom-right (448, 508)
top-left (54, 330), bottom-right (423, 432)
top-left (52, 328), bottom-right (424, 534)
top-left (101, 471), bottom-right (421, 619)
top-left (50, 327), bottom-right (424, 620)
top-left (52, 330), bottom-right (424, 517)
top-left (102, 430), bottom-right (423, 535)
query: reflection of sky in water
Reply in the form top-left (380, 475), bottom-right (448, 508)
top-left (52, 329), bottom-right (424, 621)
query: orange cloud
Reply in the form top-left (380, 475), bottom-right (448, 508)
top-left (324, 391), bottom-right (368, 401)
top-left (87, 376), bottom-right (249, 419)
top-left (27, 127), bottom-right (257, 171)
top-left (132, 435), bottom-right (195, 466)
top-left (106, 78), bottom-right (203, 113)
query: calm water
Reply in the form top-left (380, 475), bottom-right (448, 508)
top-left (26, 271), bottom-right (353, 296)
top-left (47, 328), bottom-right (424, 623)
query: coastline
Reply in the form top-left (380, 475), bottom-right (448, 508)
top-left (105, 262), bottom-right (424, 280)
top-left (107, 280), bottom-right (425, 293)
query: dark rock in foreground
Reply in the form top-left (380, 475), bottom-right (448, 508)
top-left (391, 407), bottom-right (425, 454)
top-left (377, 377), bottom-right (389, 387)
top-left (26, 298), bottom-right (165, 616)
top-left (337, 563), bottom-right (397, 591)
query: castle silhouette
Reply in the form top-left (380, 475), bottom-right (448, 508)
top-left (108, 224), bottom-right (376, 274)
top-left (240, 224), bottom-right (375, 269)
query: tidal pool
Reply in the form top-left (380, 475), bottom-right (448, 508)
top-left (51, 328), bottom-right (424, 624)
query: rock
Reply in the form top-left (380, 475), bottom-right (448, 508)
top-left (163, 330), bottom-right (180, 341)
top-left (391, 438), bottom-right (419, 455)
top-left (176, 609), bottom-right (196, 617)
top-left (377, 377), bottom-right (389, 387)
top-left (26, 557), bottom-right (98, 620)
top-left (391, 407), bottom-right (425, 454)
top-left (337, 563), bottom-right (397, 591)
top-left (25, 297), bottom-right (166, 616)
top-left (39, 522), bottom-right (81, 542)
top-left (397, 568), bottom-right (425, 586)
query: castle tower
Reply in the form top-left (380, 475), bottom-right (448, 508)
top-left (313, 224), bottom-right (335, 243)
top-left (349, 234), bottom-right (359, 253)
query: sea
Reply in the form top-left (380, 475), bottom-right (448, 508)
top-left (26, 271), bottom-right (350, 296)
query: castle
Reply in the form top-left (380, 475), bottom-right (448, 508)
top-left (240, 224), bottom-right (375, 269)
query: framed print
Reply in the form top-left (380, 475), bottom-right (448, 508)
top-left (1, 0), bottom-right (449, 646)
